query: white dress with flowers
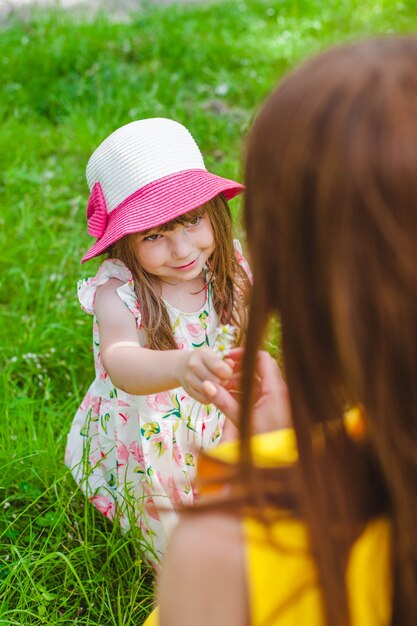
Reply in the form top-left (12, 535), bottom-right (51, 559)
top-left (65, 244), bottom-right (249, 566)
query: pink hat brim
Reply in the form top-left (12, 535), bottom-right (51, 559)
top-left (81, 169), bottom-right (244, 263)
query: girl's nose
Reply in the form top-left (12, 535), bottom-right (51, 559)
top-left (170, 230), bottom-right (192, 260)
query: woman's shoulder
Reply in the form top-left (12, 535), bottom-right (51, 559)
top-left (157, 511), bottom-right (248, 626)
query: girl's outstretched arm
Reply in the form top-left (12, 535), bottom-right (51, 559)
top-left (95, 279), bottom-right (232, 402)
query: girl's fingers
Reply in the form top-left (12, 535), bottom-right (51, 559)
top-left (188, 350), bottom-right (233, 381)
top-left (202, 380), bottom-right (217, 398)
top-left (184, 350), bottom-right (238, 402)
top-left (209, 358), bottom-right (233, 380)
top-left (188, 374), bottom-right (239, 405)
top-left (186, 373), bottom-right (226, 404)
top-left (186, 382), bottom-right (213, 405)
top-left (186, 360), bottom-right (222, 386)
top-left (203, 348), bottom-right (233, 373)
top-left (185, 372), bottom-right (213, 391)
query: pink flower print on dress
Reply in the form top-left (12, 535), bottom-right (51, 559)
top-left (116, 440), bottom-right (129, 465)
top-left (152, 428), bottom-right (170, 458)
top-left (185, 322), bottom-right (203, 338)
top-left (90, 495), bottom-right (115, 520)
top-left (234, 247), bottom-right (244, 263)
top-left (174, 336), bottom-right (188, 350)
top-left (91, 395), bottom-right (101, 415)
top-left (129, 441), bottom-right (145, 466)
top-left (234, 246), bottom-right (252, 280)
top-left (167, 476), bottom-right (183, 507)
top-left (89, 448), bottom-right (106, 467)
top-left (119, 413), bottom-right (128, 424)
top-left (79, 392), bottom-right (91, 412)
top-left (146, 391), bottom-right (172, 412)
top-left (145, 497), bottom-right (161, 521)
top-left (155, 470), bottom-right (164, 488)
top-left (78, 277), bottom-right (96, 313)
top-left (172, 441), bottom-right (185, 467)
top-left (96, 350), bottom-right (108, 380)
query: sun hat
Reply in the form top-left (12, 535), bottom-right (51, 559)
top-left (81, 118), bottom-right (244, 263)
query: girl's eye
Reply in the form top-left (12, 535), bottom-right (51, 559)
top-left (186, 216), bottom-right (201, 226)
top-left (143, 233), bottom-right (162, 242)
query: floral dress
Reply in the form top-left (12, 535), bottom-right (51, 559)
top-left (65, 243), bottom-right (250, 566)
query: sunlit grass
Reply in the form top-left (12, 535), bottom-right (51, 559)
top-left (1, 0), bottom-right (417, 622)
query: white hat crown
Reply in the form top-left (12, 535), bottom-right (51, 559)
top-left (86, 118), bottom-right (206, 214)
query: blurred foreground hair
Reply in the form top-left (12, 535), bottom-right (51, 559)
top-left (243, 36), bottom-right (417, 626)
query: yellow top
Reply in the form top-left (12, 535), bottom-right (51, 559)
top-left (243, 514), bottom-right (391, 626)
top-left (143, 424), bottom-right (392, 626)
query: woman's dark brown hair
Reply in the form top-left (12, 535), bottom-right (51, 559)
top-left (242, 36), bottom-right (417, 625)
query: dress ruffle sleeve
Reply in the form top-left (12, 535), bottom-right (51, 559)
top-left (233, 239), bottom-right (253, 282)
top-left (77, 259), bottom-right (142, 328)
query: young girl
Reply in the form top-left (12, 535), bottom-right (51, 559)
top-left (150, 36), bottom-right (417, 626)
top-left (65, 118), bottom-right (251, 565)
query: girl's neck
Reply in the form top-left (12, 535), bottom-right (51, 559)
top-left (158, 274), bottom-right (207, 312)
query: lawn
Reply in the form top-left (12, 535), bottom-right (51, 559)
top-left (1, 0), bottom-right (416, 623)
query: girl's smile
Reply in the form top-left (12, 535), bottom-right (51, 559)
top-left (172, 258), bottom-right (199, 271)
top-left (134, 214), bottom-right (215, 285)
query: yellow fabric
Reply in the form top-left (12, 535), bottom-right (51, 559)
top-left (244, 515), bottom-right (391, 626)
top-left (207, 427), bottom-right (298, 467)
top-left (144, 608), bottom-right (158, 626)
top-left (143, 427), bottom-right (392, 626)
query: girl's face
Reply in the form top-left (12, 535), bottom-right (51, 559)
top-left (133, 212), bottom-right (215, 284)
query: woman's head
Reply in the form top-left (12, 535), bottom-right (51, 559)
top-left (245, 35), bottom-right (417, 422)
top-left (243, 36), bottom-right (417, 625)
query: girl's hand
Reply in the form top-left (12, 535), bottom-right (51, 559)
top-left (178, 348), bottom-right (234, 404)
top-left (202, 349), bottom-right (292, 434)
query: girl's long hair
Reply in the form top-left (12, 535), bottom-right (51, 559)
top-left (242, 36), bottom-right (417, 626)
top-left (109, 194), bottom-right (250, 350)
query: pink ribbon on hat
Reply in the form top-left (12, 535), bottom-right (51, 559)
top-left (87, 182), bottom-right (108, 238)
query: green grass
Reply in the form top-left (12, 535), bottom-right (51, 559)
top-left (1, 0), bottom-right (417, 623)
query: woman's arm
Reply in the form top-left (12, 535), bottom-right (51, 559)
top-left (95, 280), bottom-right (232, 401)
top-left (158, 512), bottom-right (249, 626)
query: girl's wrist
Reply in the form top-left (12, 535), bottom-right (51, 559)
top-left (174, 349), bottom-right (191, 388)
